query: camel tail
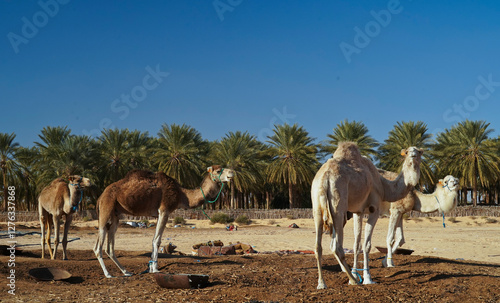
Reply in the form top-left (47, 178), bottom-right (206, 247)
top-left (323, 172), bottom-right (335, 235)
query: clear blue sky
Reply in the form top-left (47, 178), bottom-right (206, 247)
top-left (2, 0), bottom-right (500, 147)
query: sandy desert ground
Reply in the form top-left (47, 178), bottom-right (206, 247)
top-left (1, 216), bottom-right (500, 302)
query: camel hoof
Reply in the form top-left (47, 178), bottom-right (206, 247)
top-left (105, 274), bottom-right (114, 279)
top-left (317, 283), bottom-right (327, 290)
top-left (363, 279), bottom-right (376, 285)
top-left (382, 257), bottom-right (394, 268)
top-left (124, 272), bottom-right (133, 277)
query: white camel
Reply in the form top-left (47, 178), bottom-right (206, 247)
top-left (311, 142), bottom-right (422, 288)
top-left (378, 173), bottom-right (460, 267)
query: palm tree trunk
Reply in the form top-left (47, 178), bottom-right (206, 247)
top-left (473, 177), bottom-right (478, 207)
top-left (231, 182), bottom-right (235, 209)
top-left (288, 181), bottom-right (294, 209)
top-left (24, 178), bottom-right (30, 211)
top-left (2, 169), bottom-right (7, 212)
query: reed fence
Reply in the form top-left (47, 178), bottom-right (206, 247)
top-left (2, 206), bottom-right (500, 222)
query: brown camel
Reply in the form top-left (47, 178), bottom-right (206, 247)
top-left (378, 172), bottom-right (460, 267)
top-left (311, 142), bottom-right (422, 288)
top-left (94, 165), bottom-right (234, 278)
top-left (38, 175), bottom-right (91, 260)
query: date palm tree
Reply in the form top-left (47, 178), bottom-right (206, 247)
top-left (35, 126), bottom-right (73, 183)
top-left (14, 147), bottom-right (40, 211)
top-left (266, 123), bottom-right (318, 208)
top-left (153, 123), bottom-right (208, 188)
top-left (433, 120), bottom-right (500, 206)
top-left (210, 131), bottom-right (267, 208)
top-left (98, 129), bottom-right (152, 185)
top-left (0, 133), bottom-right (20, 211)
top-left (378, 121), bottom-right (434, 186)
top-left (323, 119), bottom-right (379, 160)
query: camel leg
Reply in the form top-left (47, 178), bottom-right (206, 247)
top-left (61, 214), bottom-right (72, 260)
top-left (51, 215), bottom-right (61, 260)
top-left (39, 206), bottom-right (46, 259)
top-left (149, 211), bottom-right (169, 273)
top-left (351, 213), bottom-right (363, 275)
top-left (313, 202), bottom-right (326, 289)
top-left (94, 223), bottom-right (113, 278)
top-left (105, 215), bottom-right (133, 277)
top-left (361, 211), bottom-right (379, 284)
top-left (394, 214), bottom-right (405, 249)
top-left (330, 209), bottom-right (358, 286)
top-left (94, 203), bottom-right (114, 278)
top-left (46, 215), bottom-right (54, 259)
top-left (383, 211), bottom-right (400, 268)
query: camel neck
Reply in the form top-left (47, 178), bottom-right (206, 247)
top-left (381, 173), bottom-right (412, 202)
top-left (181, 177), bottom-right (222, 209)
top-left (67, 183), bottom-right (82, 213)
top-left (413, 188), bottom-right (458, 213)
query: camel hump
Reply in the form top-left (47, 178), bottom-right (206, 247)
top-left (122, 169), bottom-right (179, 187)
top-left (124, 169), bottom-right (156, 180)
top-left (333, 142), bottom-right (362, 161)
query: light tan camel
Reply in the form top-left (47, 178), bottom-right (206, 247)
top-left (311, 142), bottom-right (422, 288)
top-left (38, 175), bottom-right (91, 260)
top-left (94, 165), bottom-right (234, 278)
top-left (378, 172), bottom-right (460, 267)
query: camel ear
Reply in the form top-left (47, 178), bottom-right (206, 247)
top-left (400, 149), bottom-right (406, 156)
top-left (68, 176), bottom-right (76, 182)
top-left (418, 148), bottom-right (424, 155)
top-left (207, 166), bottom-right (213, 173)
top-left (438, 179), bottom-right (444, 186)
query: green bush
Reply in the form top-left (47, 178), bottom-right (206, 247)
top-left (209, 212), bottom-right (233, 225)
top-left (235, 215), bottom-right (251, 225)
top-left (173, 216), bottom-right (186, 225)
top-left (485, 217), bottom-right (498, 224)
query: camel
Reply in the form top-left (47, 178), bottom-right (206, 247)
top-left (311, 142), bottom-right (422, 288)
top-left (38, 175), bottom-right (91, 260)
top-left (378, 172), bottom-right (460, 267)
top-left (94, 165), bottom-right (234, 278)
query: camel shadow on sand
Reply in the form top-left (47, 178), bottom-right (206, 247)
top-left (384, 257), bottom-right (500, 282)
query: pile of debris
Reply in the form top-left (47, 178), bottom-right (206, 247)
top-left (192, 240), bottom-right (255, 256)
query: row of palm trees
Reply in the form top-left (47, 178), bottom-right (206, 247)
top-left (1, 119), bottom-right (500, 212)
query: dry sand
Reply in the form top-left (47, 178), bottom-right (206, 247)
top-left (9, 216), bottom-right (500, 264)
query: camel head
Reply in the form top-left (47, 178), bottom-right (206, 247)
top-left (439, 175), bottom-right (460, 192)
top-left (207, 165), bottom-right (234, 183)
top-left (400, 146), bottom-right (424, 187)
top-left (437, 175), bottom-right (460, 213)
top-left (65, 175), bottom-right (91, 213)
top-left (68, 175), bottom-right (92, 188)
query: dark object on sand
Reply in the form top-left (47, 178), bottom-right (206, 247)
top-left (154, 273), bottom-right (209, 289)
top-left (376, 246), bottom-right (414, 255)
top-left (29, 267), bottom-right (72, 281)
